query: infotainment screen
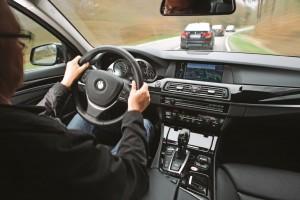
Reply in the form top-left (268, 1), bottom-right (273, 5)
top-left (183, 63), bottom-right (224, 82)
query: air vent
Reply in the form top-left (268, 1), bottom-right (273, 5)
top-left (163, 82), bottom-right (229, 99)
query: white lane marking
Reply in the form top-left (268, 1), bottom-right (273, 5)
top-left (225, 34), bottom-right (231, 52)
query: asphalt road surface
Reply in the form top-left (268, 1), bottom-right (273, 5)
top-left (137, 32), bottom-right (232, 51)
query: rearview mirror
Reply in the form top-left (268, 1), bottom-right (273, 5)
top-left (160, 0), bottom-right (236, 16)
top-left (30, 43), bottom-right (65, 66)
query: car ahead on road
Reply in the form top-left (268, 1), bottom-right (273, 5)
top-left (212, 24), bottom-right (225, 36)
top-left (4, 0), bottom-right (300, 200)
top-left (180, 23), bottom-right (215, 50)
top-left (226, 24), bottom-right (236, 32)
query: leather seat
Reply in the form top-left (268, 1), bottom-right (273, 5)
top-left (216, 164), bottom-right (300, 200)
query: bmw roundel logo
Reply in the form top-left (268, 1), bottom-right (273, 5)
top-left (96, 80), bottom-right (106, 91)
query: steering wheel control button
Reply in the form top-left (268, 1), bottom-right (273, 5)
top-left (95, 79), bottom-right (106, 91)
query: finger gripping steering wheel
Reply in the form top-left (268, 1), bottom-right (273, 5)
top-left (73, 45), bottom-right (144, 126)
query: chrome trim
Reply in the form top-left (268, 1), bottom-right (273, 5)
top-left (188, 176), bottom-right (193, 185)
top-left (167, 148), bottom-right (190, 175)
top-left (91, 65), bottom-right (98, 70)
top-left (86, 95), bottom-right (118, 111)
top-left (78, 81), bottom-right (85, 86)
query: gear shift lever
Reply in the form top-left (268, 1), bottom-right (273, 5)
top-left (168, 129), bottom-right (191, 173)
top-left (177, 128), bottom-right (190, 157)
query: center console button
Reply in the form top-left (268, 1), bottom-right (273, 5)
top-left (190, 166), bottom-right (199, 172)
top-left (166, 147), bottom-right (175, 155)
top-left (171, 160), bottom-right (182, 171)
top-left (170, 99), bottom-right (176, 105)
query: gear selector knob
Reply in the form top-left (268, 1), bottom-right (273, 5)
top-left (178, 129), bottom-right (190, 156)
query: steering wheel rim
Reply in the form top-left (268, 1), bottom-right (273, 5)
top-left (73, 45), bottom-right (144, 126)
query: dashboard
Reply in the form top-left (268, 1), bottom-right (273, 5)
top-left (82, 49), bottom-right (300, 200)
top-left (89, 50), bottom-right (300, 125)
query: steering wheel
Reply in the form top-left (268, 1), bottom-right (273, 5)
top-left (72, 46), bottom-right (144, 126)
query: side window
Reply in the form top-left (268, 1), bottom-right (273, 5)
top-left (12, 9), bottom-right (63, 71)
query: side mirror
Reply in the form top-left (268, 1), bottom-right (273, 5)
top-left (30, 43), bottom-right (65, 66)
top-left (161, 0), bottom-right (236, 16)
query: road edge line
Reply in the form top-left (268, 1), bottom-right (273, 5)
top-left (225, 35), bottom-right (231, 52)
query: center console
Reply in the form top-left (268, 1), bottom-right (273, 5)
top-left (153, 62), bottom-right (231, 200)
top-left (160, 128), bottom-right (214, 200)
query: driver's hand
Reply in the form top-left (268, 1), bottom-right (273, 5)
top-left (61, 56), bottom-right (89, 89)
top-left (128, 81), bottom-right (150, 113)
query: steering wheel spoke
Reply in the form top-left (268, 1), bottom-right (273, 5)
top-left (118, 81), bottom-right (131, 103)
top-left (86, 95), bottom-right (118, 118)
top-left (77, 81), bottom-right (86, 92)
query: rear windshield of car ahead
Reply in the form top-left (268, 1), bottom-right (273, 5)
top-left (185, 24), bottom-right (210, 31)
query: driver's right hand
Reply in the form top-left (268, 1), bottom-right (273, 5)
top-left (128, 81), bottom-right (150, 113)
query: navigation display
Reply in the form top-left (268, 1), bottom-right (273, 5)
top-left (183, 63), bottom-right (224, 82)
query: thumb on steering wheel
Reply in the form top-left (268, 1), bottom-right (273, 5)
top-left (131, 81), bottom-right (137, 93)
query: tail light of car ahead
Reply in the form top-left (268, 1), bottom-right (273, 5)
top-left (202, 32), bottom-right (212, 39)
top-left (181, 31), bottom-right (190, 39)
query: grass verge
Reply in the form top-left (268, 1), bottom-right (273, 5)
top-left (229, 33), bottom-right (274, 55)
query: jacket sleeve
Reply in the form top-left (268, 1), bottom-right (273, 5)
top-left (47, 111), bottom-right (149, 200)
top-left (37, 82), bottom-right (70, 118)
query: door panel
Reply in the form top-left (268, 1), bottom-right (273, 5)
top-left (13, 84), bottom-right (54, 105)
top-left (9, 5), bottom-right (77, 123)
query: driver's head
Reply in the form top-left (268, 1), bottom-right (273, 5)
top-left (0, 0), bottom-right (23, 104)
top-left (164, 0), bottom-right (193, 14)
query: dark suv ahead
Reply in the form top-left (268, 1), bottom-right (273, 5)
top-left (180, 23), bottom-right (215, 50)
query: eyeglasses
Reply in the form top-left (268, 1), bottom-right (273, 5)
top-left (0, 30), bottom-right (33, 40)
top-left (0, 30), bottom-right (33, 50)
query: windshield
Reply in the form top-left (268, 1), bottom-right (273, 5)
top-left (52, 0), bottom-right (300, 57)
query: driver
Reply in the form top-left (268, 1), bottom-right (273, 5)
top-left (0, 1), bottom-right (150, 199)
top-left (163, 0), bottom-right (211, 15)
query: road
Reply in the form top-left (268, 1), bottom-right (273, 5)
top-left (137, 33), bottom-right (232, 51)
top-left (137, 26), bottom-right (255, 51)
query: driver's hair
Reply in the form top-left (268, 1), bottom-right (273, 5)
top-left (0, 0), bottom-right (23, 104)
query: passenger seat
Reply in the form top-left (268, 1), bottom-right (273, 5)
top-left (216, 163), bottom-right (300, 200)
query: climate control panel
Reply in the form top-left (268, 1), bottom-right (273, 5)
top-left (163, 109), bottom-right (224, 135)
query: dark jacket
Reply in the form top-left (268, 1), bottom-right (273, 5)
top-left (0, 83), bottom-right (149, 200)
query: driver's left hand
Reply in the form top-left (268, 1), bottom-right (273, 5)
top-left (61, 56), bottom-right (89, 89)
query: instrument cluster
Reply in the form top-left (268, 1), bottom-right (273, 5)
top-left (108, 58), bottom-right (157, 82)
